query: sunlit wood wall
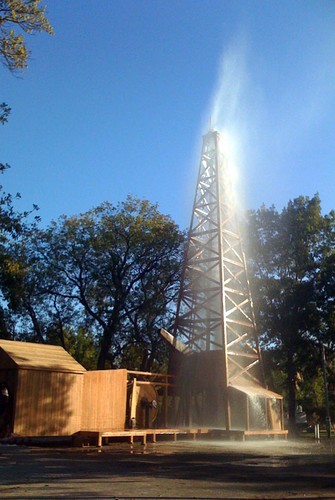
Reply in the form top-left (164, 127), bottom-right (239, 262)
top-left (0, 341), bottom-right (128, 437)
top-left (81, 370), bottom-right (127, 431)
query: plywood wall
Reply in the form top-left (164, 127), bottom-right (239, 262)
top-left (13, 369), bottom-right (84, 436)
top-left (81, 370), bottom-right (127, 431)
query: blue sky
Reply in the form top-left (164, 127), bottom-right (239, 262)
top-left (2, 0), bottom-right (335, 229)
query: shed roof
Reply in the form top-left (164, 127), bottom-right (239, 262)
top-left (0, 339), bottom-right (86, 373)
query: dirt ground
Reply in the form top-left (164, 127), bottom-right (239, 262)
top-left (0, 437), bottom-right (334, 499)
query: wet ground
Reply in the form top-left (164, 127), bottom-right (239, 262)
top-left (0, 437), bottom-right (334, 498)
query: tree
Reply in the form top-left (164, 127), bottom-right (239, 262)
top-left (0, 2), bottom-right (53, 338)
top-left (0, 163), bottom-right (41, 338)
top-left (0, 224), bottom-right (76, 344)
top-left (246, 195), bottom-right (335, 433)
top-left (36, 196), bottom-right (184, 370)
top-left (0, 0), bottom-right (53, 73)
top-left (0, 102), bottom-right (10, 124)
top-left (317, 212), bottom-right (335, 351)
top-left (122, 240), bottom-right (181, 371)
top-left (0, 164), bottom-right (42, 338)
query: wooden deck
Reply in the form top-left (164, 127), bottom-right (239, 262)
top-left (244, 429), bottom-right (288, 439)
top-left (210, 429), bottom-right (288, 441)
top-left (73, 427), bottom-right (288, 447)
top-left (74, 428), bottom-right (210, 447)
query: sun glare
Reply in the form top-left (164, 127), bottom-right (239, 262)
top-left (217, 129), bottom-right (240, 211)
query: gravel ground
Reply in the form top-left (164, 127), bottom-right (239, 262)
top-left (0, 438), bottom-right (334, 498)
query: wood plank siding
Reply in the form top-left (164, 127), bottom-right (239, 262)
top-left (81, 370), bottom-right (127, 431)
top-left (0, 342), bottom-right (131, 437)
top-left (14, 369), bottom-right (84, 436)
top-left (0, 340), bottom-right (86, 437)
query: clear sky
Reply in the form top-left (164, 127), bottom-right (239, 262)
top-left (2, 0), bottom-right (335, 229)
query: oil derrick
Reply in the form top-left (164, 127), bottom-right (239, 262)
top-left (162, 129), bottom-right (284, 432)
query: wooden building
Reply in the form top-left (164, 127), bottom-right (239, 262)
top-left (0, 339), bottom-right (287, 443)
top-left (0, 339), bottom-right (86, 437)
top-left (0, 340), bottom-right (129, 438)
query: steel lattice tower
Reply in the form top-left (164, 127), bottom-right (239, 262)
top-left (167, 129), bottom-right (266, 429)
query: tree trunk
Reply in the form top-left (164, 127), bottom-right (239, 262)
top-left (26, 302), bottom-right (45, 343)
top-left (287, 350), bottom-right (297, 436)
top-left (96, 305), bottom-right (123, 369)
top-left (97, 332), bottom-right (110, 369)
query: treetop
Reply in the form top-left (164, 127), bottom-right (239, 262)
top-left (0, 0), bottom-right (53, 73)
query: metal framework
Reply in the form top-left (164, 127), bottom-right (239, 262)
top-left (170, 129), bottom-right (267, 429)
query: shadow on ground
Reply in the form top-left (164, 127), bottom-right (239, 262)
top-left (0, 439), bottom-right (334, 498)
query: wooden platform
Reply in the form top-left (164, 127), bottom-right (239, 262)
top-left (74, 428), bottom-right (210, 447)
top-left (210, 429), bottom-right (288, 441)
top-left (244, 429), bottom-right (288, 439)
top-left (73, 427), bottom-right (288, 447)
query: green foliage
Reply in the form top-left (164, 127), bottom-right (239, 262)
top-left (0, 212), bottom-right (42, 340)
top-left (0, 0), bottom-right (53, 73)
top-left (0, 0), bottom-right (55, 342)
top-left (296, 368), bottom-right (324, 416)
top-left (56, 326), bottom-right (98, 371)
top-left (34, 196), bottom-right (184, 370)
top-left (246, 194), bottom-right (335, 431)
top-left (0, 102), bottom-right (10, 124)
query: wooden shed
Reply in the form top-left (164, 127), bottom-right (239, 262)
top-left (0, 339), bottom-right (86, 437)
